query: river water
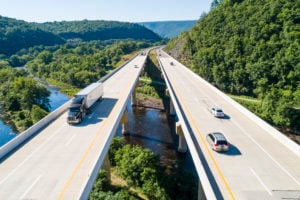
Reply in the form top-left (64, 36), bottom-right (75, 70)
top-left (0, 86), bottom-right (69, 147)
top-left (116, 101), bottom-right (196, 173)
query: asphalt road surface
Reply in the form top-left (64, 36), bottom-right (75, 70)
top-left (158, 50), bottom-right (300, 200)
top-left (0, 54), bottom-right (147, 200)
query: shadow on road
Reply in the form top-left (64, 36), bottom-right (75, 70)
top-left (224, 143), bottom-right (242, 156)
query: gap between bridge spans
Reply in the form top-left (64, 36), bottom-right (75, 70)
top-left (162, 58), bottom-right (236, 200)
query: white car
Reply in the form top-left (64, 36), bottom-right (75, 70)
top-left (211, 107), bottom-right (225, 118)
top-left (206, 132), bottom-right (229, 152)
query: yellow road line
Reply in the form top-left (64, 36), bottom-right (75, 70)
top-left (57, 120), bottom-right (106, 200)
top-left (57, 64), bottom-right (141, 199)
top-left (165, 63), bottom-right (236, 200)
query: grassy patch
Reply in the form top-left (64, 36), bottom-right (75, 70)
top-left (114, 50), bottom-right (140, 67)
top-left (229, 94), bottom-right (263, 117)
top-left (46, 78), bottom-right (80, 97)
top-left (136, 50), bottom-right (166, 100)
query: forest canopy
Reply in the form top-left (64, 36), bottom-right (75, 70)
top-left (166, 0), bottom-right (300, 130)
top-left (0, 16), bottom-right (161, 56)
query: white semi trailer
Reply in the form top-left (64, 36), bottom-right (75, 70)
top-left (67, 82), bottom-right (104, 124)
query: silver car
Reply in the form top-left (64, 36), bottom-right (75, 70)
top-left (206, 132), bottom-right (229, 152)
top-left (211, 107), bottom-right (225, 118)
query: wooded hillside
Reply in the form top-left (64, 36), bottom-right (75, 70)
top-left (35, 20), bottom-right (161, 41)
top-left (0, 16), bottom-right (64, 55)
top-left (0, 16), bottom-right (161, 56)
top-left (166, 0), bottom-right (300, 131)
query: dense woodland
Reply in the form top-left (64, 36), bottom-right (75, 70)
top-left (34, 20), bottom-right (161, 42)
top-left (166, 0), bottom-right (300, 131)
top-left (0, 16), bottom-right (64, 55)
top-left (0, 16), bottom-right (161, 131)
top-left (89, 138), bottom-right (197, 200)
top-left (0, 16), bottom-right (161, 56)
top-left (0, 40), bottom-right (151, 132)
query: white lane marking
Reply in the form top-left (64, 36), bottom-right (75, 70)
top-left (249, 167), bottom-right (272, 196)
top-left (19, 175), bottom-right (42, 199)
top-left (88, 112), bottom-right (95, 119)
top-left (65, 134), bottom-right (76, 147)
top-left (203, 107), bottom-right (211, 115)
top-left (0, 124), bottom-right (66, 185)
top-left (232, 120), bottom-right (300, 185)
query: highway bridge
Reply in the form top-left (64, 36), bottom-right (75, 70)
top-left (0, 49), bottom-right (299, 200)
top-left (157, 49), bottom-right (300, 200)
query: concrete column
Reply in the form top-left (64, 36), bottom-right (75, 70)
top-left (131, 87), bottom-right (137, 106)
top-left (176, 122), bottom-right (187, 153)
top-left (169, 100), bottom-right (176, 115)
top-left (120, 110), bottom-right (129, 135)
top-left (165, 89), bottom-right (176, 115)
top-left (101, 154), bottom-right (111, 181)
top-left (198, 180), bottom-right (207, 200)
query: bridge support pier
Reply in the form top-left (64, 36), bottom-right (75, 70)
top-left (176, 122), bottom-right (187, 153)
top-left (170, 100), bottom-right (176, 115)
top-left (120, 110), bottom-right (129, 135)
top-left (131, 87), bottom-right (137, 106)
top-left (101, 154), bottom-right (111, 181)
top-left (165, 89), bottom-right (176, 115)
top-left (198, 180), bottom-right (206, 200)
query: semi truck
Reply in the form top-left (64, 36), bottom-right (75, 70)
top-left (67, 82), bottom-right (104, 124)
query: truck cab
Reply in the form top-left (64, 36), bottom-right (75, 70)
top-left (67, 82), bottom-right (104, 124)
top-left (67, 96), bottom-right (86, 124)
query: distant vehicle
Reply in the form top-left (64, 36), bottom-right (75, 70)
top-left (206, 132), bottom-right (229, 152)
top-left (211, 107), bottom-right (225, 118)
top-left (170, 62), bottom-right (174, 66)
top-left (67, 82), bottom-right (104, 124)
top-left (134, 65), bottom-right (138, 68)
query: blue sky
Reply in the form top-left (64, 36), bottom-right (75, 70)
top-left (0, 0), bottom-right (212, 22)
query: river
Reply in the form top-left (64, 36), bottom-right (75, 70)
top-left (0, 86), bottom-right (69, 147)
top-left (116, 100), bottom-right (196, 174)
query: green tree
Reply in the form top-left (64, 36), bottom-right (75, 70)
top-left (31, 105), bottom-right (49, 123)
top-left (114, 145), bottom-right (160, 187)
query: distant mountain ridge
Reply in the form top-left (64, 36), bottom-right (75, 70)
top-left (139, 20), bottom-right (197, 38)
top-left (0, 16), bottom-right (161, 56)
top-left (34, 20), bottom-right (161, 41)
top-left (0, 16), bottom-right (64, 55)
